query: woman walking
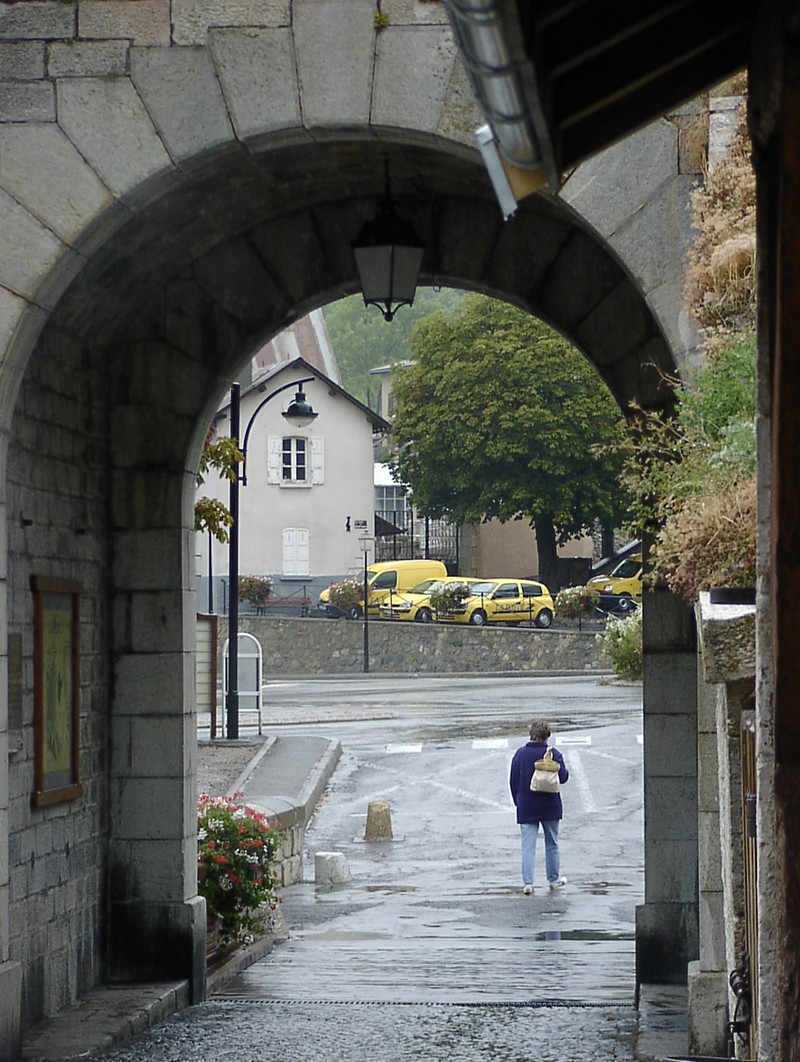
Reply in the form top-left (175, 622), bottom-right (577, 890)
top-left (509, 720), bottom-right (569, 894)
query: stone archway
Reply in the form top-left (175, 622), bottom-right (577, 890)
top-left (0, 10), bottom-right (700, 1045)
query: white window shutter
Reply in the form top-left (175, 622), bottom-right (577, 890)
top-left (282, 528), bottom-right (296, 574)
top-left (267, 436), bottom-right (281, 483)
top-left (296, 528), bottom-right (310, 575)
top-left (311, 437), bottom-right (324, 484)
top-left (283, 528), bottom-right (310, 576)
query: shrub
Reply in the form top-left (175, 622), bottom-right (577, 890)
top-left (555, 585), bottom-right (600, 619)
top-left (328, 578), bottom-right (363, 613)
top-left (198, 794), bottom-right (283, 945)
top-left (596, 611), bottom-right (643, 681)
top-left (238, 575), bottom-right (274, 608)
top-left (651, 477), bottom-right (756, 603)
top-left (429, 582), bottom-right (472, 615)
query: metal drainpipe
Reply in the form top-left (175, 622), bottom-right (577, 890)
top-left (444, 0), bottom-right (542, 171)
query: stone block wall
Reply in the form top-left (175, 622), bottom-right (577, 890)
top-left (5, 330), bottom-right (108, 1027)
top-left (214, 614), bottom-right (607, 677)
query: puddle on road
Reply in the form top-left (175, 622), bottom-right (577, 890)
top-left (527, 928), bottom-right (635, 942)
top-left (361, 884), bottom-right (419, 894)
top-left (577, 880), bottom-right (631, 895)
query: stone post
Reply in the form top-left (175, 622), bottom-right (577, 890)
top-left (636, 588), bottom-right (699, 987)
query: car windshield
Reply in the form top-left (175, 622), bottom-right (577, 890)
top-left (468, 581), bottom-right (497, 595)
top-left (612, 558), bottom-right (641, 578)
top-left (409, 579), bottom-right (437, 593)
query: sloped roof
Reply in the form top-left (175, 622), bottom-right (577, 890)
top-left (448, 0), bottom-right (755, 184)
top-left (217, 356), bottom-right (390, 433)
top-left (252, 309), bottom-right (342, 384)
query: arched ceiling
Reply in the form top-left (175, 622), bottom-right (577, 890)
top-left (47, 136), bottom-right (678, 421)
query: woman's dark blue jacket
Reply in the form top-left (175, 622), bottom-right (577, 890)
top-left (509, 740), bottom-right (569, 824)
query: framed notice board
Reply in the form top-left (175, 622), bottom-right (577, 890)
top-left (31, 576), bottom-right (83, 807)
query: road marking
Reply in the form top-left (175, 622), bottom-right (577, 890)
top-left (472, 738), bottom-right (509, 749)
top-left (567, 751), bottom-right (597, 813)
top-left (555, 734), bottom-right (592, 746)
top-left (361, 760), bottom-right (510, 810)
top-left (385, 744), bottom-right (423, 754)
top-left (636, 734), bottom-right (644, 745)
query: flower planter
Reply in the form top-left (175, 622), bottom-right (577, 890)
top-left (709, 586), bottom-right (755, 605)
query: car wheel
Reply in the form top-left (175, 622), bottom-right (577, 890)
top-left (534, 608), bottom-right (553, 629)
top-left (415, 607), bottom-right (433, 623)
top-left (469, 609), bottom-right (487, 627)
top-left (616, 594), bottom-right (635, 613)
top-left (347, 604), bottom-right (363, 620)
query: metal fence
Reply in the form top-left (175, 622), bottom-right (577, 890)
top-left (374, 509), bottom-right (460, 573)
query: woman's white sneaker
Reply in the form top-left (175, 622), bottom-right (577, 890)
top-left (549, 877), bottom-right (567, 890)
top-left (523, 884), bottom-right (533, 895)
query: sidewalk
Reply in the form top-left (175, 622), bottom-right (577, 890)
top-left (21, 734), bottom-right (341, 1061)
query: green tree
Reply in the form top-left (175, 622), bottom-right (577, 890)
top-left (195, 429), bottom-right (242, 543)
top-left (388, 294), bottom-right (629, 589)
top-left (323, 288), bottom-right (465, 406)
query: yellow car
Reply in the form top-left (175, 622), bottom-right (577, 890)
top-left (587, 554), bottom-right (642, 610)
top-left (379, 577), bottom-right (478, 623)
top-left (435, 579), bottom-right (555, 628)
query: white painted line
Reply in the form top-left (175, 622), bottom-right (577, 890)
top-left (472, 738), bottom-right (509, 749)
top-left (636, 734), bottom-right (644, 745)
top-left (554, 734), bottom-right (592, 746)
top-left (385, 744), bottom-right (423, 754)
top-left (567, 751), bottom-right (597, 813)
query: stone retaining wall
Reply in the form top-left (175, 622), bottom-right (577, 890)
top-left (214, 615), bottom-right (607, 676)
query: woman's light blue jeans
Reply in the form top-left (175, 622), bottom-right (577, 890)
top-left (520, 820), bottom-right (560, 886)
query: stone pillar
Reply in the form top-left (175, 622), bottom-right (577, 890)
top-left (105, 350), bottom-right (207, 1001)
top-left (750, 5), bottom-right (800, 1056)
top-left (687, 671), bottom-right (728, 1054)
top-left (636, 588), bottom-right (699, 986)
top-left (0, 434), bottom-right (22, 1060)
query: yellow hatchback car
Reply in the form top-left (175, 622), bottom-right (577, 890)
top-left (436, 578), bottom-right (555, 628)
top-left (379, 577), bottom-right (478, 623)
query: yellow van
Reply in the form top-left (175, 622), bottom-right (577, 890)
top-left (319, 559), bottom-right (448, 618)
top-left (587, 553), bottom-right (643, 607)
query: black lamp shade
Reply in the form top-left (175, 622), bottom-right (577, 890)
top-left (353, 203), bottom-right (425, 321)
top-left (283, 388), bottom-right (318, 426)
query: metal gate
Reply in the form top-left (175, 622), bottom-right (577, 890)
top-left (374, 509), bottom-right (460, 572)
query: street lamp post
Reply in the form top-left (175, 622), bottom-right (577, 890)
top-left (226, 376), bottom-right (318, 739)
top-left (359, 533), bottom-right (374, 674)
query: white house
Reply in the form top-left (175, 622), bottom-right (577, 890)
top-left (197, 356), bottom-right (389, 610)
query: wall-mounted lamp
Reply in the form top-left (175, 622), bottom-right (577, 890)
top-left (353, 159), bottom-right (425, 322)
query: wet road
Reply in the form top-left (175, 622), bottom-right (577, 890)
top-left (103, 675), bottom-right (686, 1061)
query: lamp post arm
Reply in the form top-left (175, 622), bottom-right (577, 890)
top-left (240, 376), bottom-right (315, 483)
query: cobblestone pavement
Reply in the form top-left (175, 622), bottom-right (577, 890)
top-left (97, 998), bottom-right (646, 1061)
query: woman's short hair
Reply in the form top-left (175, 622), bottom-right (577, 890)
top-left (530, 720), bottom-right (551, 741)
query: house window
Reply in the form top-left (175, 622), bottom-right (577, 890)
top-left (375, 484), bottom-right (409, 522)
top-left (268, 436), bottom-right (324, 485)
top-left (282, 437), bottom-right (306, 481)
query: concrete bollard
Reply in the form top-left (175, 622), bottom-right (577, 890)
top-left (314, 851), bottom-right (351, 886)
top-left (364, 800), bottom-right (393, 841)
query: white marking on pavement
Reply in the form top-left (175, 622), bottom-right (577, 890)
top-left (472, 738), bottom-right (509, 749)
top-left (567, 751), bottom-right (597, 813)
top-left (585, 749), bottom-right (640, 765)
top-left (636, 734), bottom-right (644, 744)
top-left (361, 761), bottom-right (509, 811)
top-left (385, 744), bottom-right (423, 754)
top-left (554, 734), bottom-right (592, 745)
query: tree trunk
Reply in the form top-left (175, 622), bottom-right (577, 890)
top-left (533, 515), bottom-right (559, 591)
top-left (600, 523), bottom-right (616, 560)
